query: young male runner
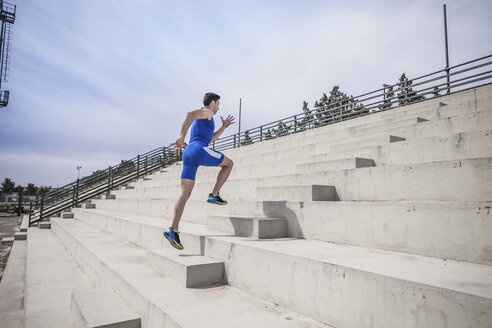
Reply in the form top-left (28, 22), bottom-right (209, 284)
top-left (164, 92), bottom-right (235, 250)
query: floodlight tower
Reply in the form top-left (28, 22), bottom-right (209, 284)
top-left (0, 0), bottom-right (15, 108)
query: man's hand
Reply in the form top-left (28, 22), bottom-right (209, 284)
top-left (170, 137), bottom-right (187, 154)
top-left (221, 115), bottom-right (236, 129)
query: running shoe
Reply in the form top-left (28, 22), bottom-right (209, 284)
top-left (163, 227), bottom-right (184, 250)
top-left (207, 193), bottom-right (228, 205)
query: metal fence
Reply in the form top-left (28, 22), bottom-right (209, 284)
top-left (211, 54), bottom-right (492, 151)
top-left (29, 54), bottom-right (492, 225)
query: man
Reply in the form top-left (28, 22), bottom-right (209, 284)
top-left (164, 92), bottom-right (235, 250)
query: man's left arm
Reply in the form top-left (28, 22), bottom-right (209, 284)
top-left (211, 115), bottom-right (235, 143)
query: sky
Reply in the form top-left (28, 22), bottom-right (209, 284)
top-left (0, 0), bottom-right (491, 187)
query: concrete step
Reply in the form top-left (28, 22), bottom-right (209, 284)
top-left (20, 215), bottom-right (29, 232)
top-left (143, 111), bottom-right (491, 186)
top-left (0, 237), bottom-right (27, 328)
top-left (219, 108), bottom-right (492, 161)
top-left (71, 288), bottom-right (140, 328)
top-left (122, 128), bottom-right (491, 195)
top-left (296, 157), bottom-right (375, 174)
top-left (217, 157), bottom-right (492, 202)
top-left (71, 208), bottom-right (230, 254)
top-left (1, 237), bottom-right (14, 244)
top-left (203, 234), bottom-right (492, 328)
top-left (146, 249), bottom-right (225, 288)
top-left (39, 222), bottom-right (51, 229)
top-left (25, 228), bottom-right (93, 328)
top-left (14, 232), bottom-right (27, 241)
top-left (50, 217), bottom-right (330, 327)
top-left (220, 89), bottom-right (488, 157)
top-left (256, 185), bottom-right (339, 202)
top-left (82, 199), bottom-right (492, 265)
top-left (115, 157), bottom-right (492, 203)
top-left (207, 215), bottom-right (287, 239)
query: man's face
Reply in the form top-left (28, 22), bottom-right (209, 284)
top-left (211, 100), bottom-right (220, 113)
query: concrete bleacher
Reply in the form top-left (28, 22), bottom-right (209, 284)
top-left (1, 84), bottom-right (491, 327)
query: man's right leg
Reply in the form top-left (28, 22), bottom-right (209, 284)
top-left (171, 178), bottom-right (195, 231)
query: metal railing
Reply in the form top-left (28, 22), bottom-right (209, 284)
top-left (29, 54), bottom-right (492, 224)
top-left (29, 147), bottom-right (180, 225)
top-left (211, 54), bottom-right (492, 151)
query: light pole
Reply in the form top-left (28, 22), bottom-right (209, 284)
top-left (77, 166), bottom-right (82, 180)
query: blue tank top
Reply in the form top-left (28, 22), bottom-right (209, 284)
top-left (189, 116), bottom-right (214, 145)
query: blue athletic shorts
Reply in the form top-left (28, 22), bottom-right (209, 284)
top-left (181, 142), bottom-right (225, 180)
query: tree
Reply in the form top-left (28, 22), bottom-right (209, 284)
top-left (13, 185), bottom-right (24, 193)
top-left (313, 86), bottom-right (364, 124)
top-left (240, 130), bottom-right (253, 146)
top-left (397, 73), bottom-right (425, 105)
top-left (296, 101), bottom-right (313, 131)
top-left (378, 85), bottom-right (395, 111)
top-left (26, 183), bottom-right (37, 195)
top-left (275, 121), bottom-right (291, 138)
top-left (37, 186), bottom-right (52, 197)
top-left (1, 178), bottom-right (15, 193)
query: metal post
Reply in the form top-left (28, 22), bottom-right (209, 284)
top-left (137, 155), bottom-right (140, 178)
top-left (75, 178), bottom-right (79, 204)
top-left (162, 147), bottom-right (166, 167)
top-left (339, 101), bottom-right (343, 122)
top-left (234, 134), bottom-right (236, 148)
top-left (238, 98), bottom-right (242, 146)
top-left (39, 196), bottom-right (44, 222)
top-left (72, 185), bottom-right (76, 207)
top-left (294, 116), bottom-right (297, 132)
top-left (145, 156), bottom-right (148, 175)
top-left (107, 166), bottom-right (112, 193)
top-left (404, 79), bottom-right (409, 105)
top-left (29, 202), bottom-right (32, 226)
top-left (443, 4), bottom-right (450, 94)
top-left (260, 126), bottom-right (263, 141)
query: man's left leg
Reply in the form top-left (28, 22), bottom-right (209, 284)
top-left (208, 156), bottom-right (234, 204)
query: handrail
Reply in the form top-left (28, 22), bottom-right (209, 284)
top-left (29, 54), bottom-right (492, 225)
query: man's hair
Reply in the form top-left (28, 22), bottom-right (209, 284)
top-left (203, 92), bottom-right (220, 106)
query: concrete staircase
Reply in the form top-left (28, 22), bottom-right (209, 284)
top-left (5, 85), bottom-right (492, 327)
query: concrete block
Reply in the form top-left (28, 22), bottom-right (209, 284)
top-left (51, 218), bottom-right (324, 327)
top-left (82, 203), bottom-right (96, 209)
top-left (389, 135), bottom-right (406, 142)
top-left (39, 222), bottom-right (51, 229)
top-left (104, 194), bottom-right (116, 200)
top-left (20, 215), bottom-right (29, 232)
top-left (71, 288), bottom-right (140, 328)
top-left (204, 235), bottom-right (492, 328)
top-left (147, 249), bottom-right (225, 288)
top-left (256, 185), bottom-right (338, 202)
top-left (62, 212), bottom-right (74, 219)
top-left (1, 237), bottom-right (14, 244)
top-left (14, 232), bottom-right (27, 241)
top-left (207, 215), bottom-right (287, 239)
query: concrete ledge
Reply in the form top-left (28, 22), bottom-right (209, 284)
top-left (20, 215), bottom-right (29, 232)
top-left (1, 237), bottom-right (14, 244)
top-left (207, 215), bottom-right (287, 239)
top-left (146, 249), bottom-right (225, 288)
top-left (0, 237), bottom-right (27, 328)
top-left (39, 222), bottom-right (51, 229)
top-left (14, 232), bottom-right (27, 241)
top-left (256, 185), bottom-right (338, 202)
top-left (71, 288), bottom-right (140, 328)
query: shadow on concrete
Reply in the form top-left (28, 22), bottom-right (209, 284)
top-left (262, 201), bottom-right (304, 239)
